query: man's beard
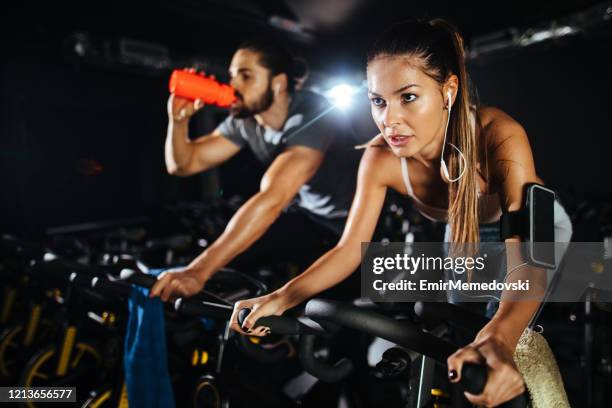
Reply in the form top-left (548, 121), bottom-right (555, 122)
top-left (230, 86), bottom-right (274, 119)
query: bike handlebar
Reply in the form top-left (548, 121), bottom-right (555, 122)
top-left (174, 298), bottom-right (233, 321)
top-left (236, 308), bottom-right (327, 336)
top-left (236, 307), bottom-right (352, 380)
top-left (304, 299), bottom-right (528, 407)
top-left (414, 301), bottom-right (489, 332)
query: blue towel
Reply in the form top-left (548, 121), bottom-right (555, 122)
top-left (124, 268), bottom-right (175, 408)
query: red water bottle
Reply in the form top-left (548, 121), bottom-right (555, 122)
top-left (168, 70), bottom-right (236, 108)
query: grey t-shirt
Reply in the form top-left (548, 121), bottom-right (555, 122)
top-left (216, 90), bottom-right (360, 221)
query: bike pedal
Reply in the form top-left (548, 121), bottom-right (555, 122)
top-left (374, 347), bottom-right (412, 378)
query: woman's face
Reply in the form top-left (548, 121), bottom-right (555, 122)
top-left (367, 55), bottom-right (448, 160)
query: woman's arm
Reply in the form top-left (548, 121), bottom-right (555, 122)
top-left (480, 109), bottom-right (544, 349)
top-left (448, 109), bottom-right (544, 406)
top-left (232, 145), bottom-right (394, 335)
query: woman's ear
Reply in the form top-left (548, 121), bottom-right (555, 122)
top-left (443, 74), bottom-right (459, 107)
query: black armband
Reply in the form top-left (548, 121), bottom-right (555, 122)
top-left (499, 183), bottom-right (556, 269)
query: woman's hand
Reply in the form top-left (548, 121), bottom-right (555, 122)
top-left (230, 291), bottom-right (290, 337)
top-left (447, 332), bottom-right (525, 407)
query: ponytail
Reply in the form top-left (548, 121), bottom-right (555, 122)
top-left (429, 19), bottom-right (481, 244)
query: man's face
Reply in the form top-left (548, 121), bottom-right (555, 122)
top-left (228, 49), bottom-right (274, 118)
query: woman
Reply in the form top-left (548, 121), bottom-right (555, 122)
top-left (231, 19), bottom-right (572, 406)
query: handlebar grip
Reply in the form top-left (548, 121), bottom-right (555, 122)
top-left (461, 363), bottom-right (487, 395)
top-left (237, 308), bottom-right (250, 328)
top-left (91, 277), bottom-right (132, 297)
top-left (174, 298), bottom-right (233, 321)
top-left (498, 394), bottom-right (529, 408)
top-left (237, 308), bottom-right (323, 335)
top-left (298, 335), bottom-right (353, 383)
top-left (238, 308), bottom-right (251, 328)
top-left (461, 363), bottom-right (529, 408)
top-left (237, 308), bottom-right (298, 334)
top-left (120, 268), bottom-right (158, 289)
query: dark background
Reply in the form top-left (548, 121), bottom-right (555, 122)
top-left (1, 0), bottom-right (611, 233)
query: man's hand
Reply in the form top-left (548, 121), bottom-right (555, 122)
top-left (168, 68), bottom-right (205, 123)
top-left (447, 332), bottom-right (525, 407)
top-left (168, 93), bottom-right (204, 123)
top-left (149, 267), bottom-right (206, 301)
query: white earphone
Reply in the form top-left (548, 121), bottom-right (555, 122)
top-left (440, 90), bottom-right (467, 182)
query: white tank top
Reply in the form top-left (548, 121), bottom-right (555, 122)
top-left (399, 110), bottom-right (502, 224)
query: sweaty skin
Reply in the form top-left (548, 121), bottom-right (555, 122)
top-left (233, 55), bottom-right (544, 406)
top-left (152, 49), bottom-right (324, 302)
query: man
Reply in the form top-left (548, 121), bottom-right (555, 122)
top-left (150, 41), bottom-right (360, 301)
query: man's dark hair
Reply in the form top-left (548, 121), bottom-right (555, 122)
top-left (238, 40), bottom-right (308, 92)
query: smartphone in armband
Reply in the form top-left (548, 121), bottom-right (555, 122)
top-left (501, 183), bottom-right (556, 269)
top-left (529, 184), bottom-right (556, 269)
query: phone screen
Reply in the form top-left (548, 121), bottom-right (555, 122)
top-left (531, 185), bottom-right (555, 268)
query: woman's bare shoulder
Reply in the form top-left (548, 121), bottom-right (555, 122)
top-left (476, 106), bottom-right (540, 189)
top-left (477, 106), bottom-right (528, 151)
top-left (362, 136), bottom-right (396, 163)
top-left (477, 105), bottom-right (522, 128)
top-left (358, 135), bottom-right (402, 186)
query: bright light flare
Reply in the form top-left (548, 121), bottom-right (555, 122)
top-left (325, 83), bottom-right (359, 109)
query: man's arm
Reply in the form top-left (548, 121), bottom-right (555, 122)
top-left (165, 94), bottom-right (242, 176)
top-left (189, 145), bottom-right (324, 277)
top-left (150, 145), bottom-right (325, 300)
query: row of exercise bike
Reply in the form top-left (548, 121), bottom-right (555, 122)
top-left (1, 230), bottom-right (528, 408)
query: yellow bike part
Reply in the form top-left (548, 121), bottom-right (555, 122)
top-left (1, 287), bottom-right (17, 324)
top-left (0, 324), bottom-right (23, 377)
top-left (193, 379), bottom-right (221, 408)
top-left (83, 389), bottom-right (112, 408)
top-left (20, 342), bottom-right (101, 408)
top-left (24, 304), bottom-right (42, 347)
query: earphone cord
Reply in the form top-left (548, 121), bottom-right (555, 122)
top-left (440, 96), bottom-right (453, 160)
top-left (440, 95), bottom-right (467, 182)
